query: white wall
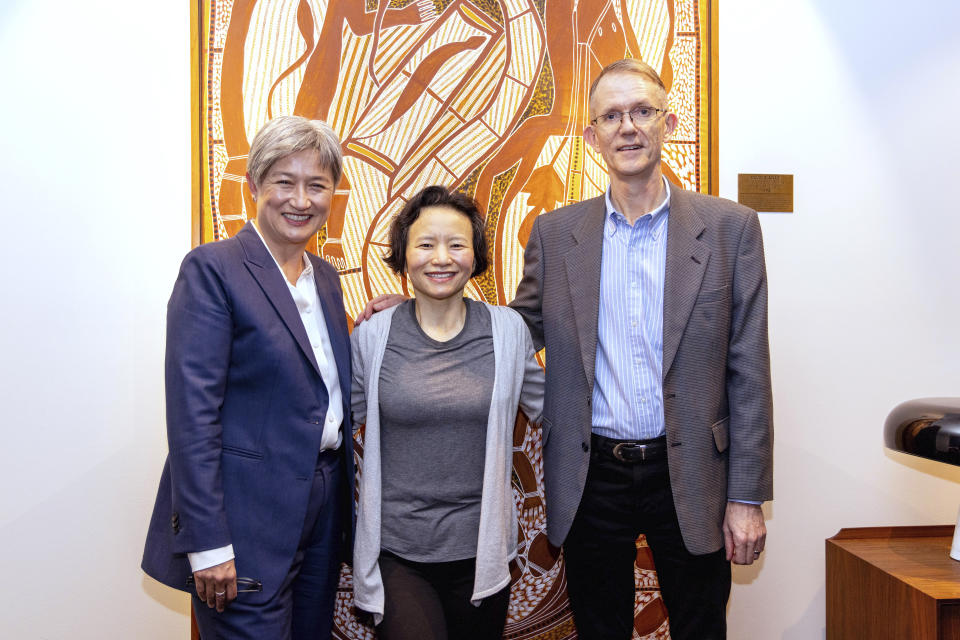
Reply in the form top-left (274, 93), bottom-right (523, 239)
top-left (1, 1), bottom-right (958, 638)
top-left (720, 1), bottom-right (960, 638)
top-left (0, 2), bottom-right (193, 638)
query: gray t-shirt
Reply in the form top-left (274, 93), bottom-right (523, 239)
top-left (377, 298), bottom-right (494, 562)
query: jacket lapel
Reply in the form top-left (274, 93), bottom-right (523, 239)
top-left (311, 255), bottom-right (351, 408)
top-left (662, 187), bottom-right (710, 378)
top-left (237, 223), bottom-right (322, 376)
top-left (565, 197), bottom-right (605, 393)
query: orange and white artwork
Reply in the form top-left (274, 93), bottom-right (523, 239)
top-left (194, 1), bottom-right (715, 637)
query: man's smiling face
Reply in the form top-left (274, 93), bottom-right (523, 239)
top-left (583, 72), bottom-right (677, 185)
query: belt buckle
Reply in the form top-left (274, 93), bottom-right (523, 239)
top-left (612, 441), bottom-right (644, 462)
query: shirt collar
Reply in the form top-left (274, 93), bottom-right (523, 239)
top-left (250, 220), bottom-right (313, 282)
top-left (604, 177), bottom-right (671, 233)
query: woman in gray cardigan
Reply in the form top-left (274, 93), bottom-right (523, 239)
top-left (350, 186), bottom-right (544, 640)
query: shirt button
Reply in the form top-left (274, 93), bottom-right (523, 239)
top-left (327, 416), bottom-right (334, 423)
top-left (305, 307), bottom-right (312, 313)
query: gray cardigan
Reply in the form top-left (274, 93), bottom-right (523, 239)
top-left (350, 302), bottom-right (544, 622)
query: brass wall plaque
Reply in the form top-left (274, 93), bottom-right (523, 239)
top-left (738, 173), bottom-right (794, 212)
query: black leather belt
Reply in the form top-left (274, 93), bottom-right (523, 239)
top-left (592, 433), bottom-right (667, 463)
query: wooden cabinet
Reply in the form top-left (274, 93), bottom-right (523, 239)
top-left (826, 526), bottom-right (960, 640)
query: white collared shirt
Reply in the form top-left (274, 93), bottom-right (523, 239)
top-left (250, 222), bottom-right (344, 451)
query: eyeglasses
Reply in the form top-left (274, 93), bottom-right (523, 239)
top-left (185, 575), bottom-right (263, 593)
top-left (591, 106), bottom-right (667, 130)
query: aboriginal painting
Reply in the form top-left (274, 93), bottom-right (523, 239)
top-left (192, 1), bottom-right (717, 638)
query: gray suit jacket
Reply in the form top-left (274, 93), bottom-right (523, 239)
top-left (510, 184), bottom-right (773, 555)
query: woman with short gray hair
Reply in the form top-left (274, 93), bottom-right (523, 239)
top-left (143, 114), bottom-right (354, 640)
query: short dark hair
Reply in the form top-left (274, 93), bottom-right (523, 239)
top-left (383, 186), bottom-right (489, 278)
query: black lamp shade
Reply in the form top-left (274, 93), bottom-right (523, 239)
top-left (885, 398), bottom-right (960, 466)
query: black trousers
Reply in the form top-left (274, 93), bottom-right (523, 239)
top-left (377, 551), bottom-right (510, 640)
top-left (563, 434), bottom-right (731, 640)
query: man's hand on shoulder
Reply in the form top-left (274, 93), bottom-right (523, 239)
top-left (193, 559), bottom-right (237, 612)
top-left (722, 501), bottom-right (766, 565)
top-left (354, 293), bottom-right (408, 325)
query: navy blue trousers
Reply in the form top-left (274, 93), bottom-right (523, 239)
top-left (193, 451), bottom-right (344, 640)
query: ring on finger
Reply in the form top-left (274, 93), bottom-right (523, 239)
top-left (215, 591), bottom-right (226, 597)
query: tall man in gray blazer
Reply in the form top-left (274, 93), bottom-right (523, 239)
top-left (509, 59), bottom-right (773, 640)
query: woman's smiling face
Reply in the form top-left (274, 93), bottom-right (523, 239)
top-left (404, 205), bottom-right (475, 302)
top-left (248, 148), bottom-right (334, 255)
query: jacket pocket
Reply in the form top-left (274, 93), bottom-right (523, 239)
top-left (541, 416), bottom-right (553, 445)
top-left (222, 444), bottom-right (264, 460)
top-left (711, 417), bottom-right (730, 453)
top-left (696, 285), bottom-right (731, 304)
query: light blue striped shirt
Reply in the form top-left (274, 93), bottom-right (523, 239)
top-left (591, 180), bottom-right (670, 441)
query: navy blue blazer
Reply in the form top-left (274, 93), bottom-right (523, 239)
top-left (142, 222), bottom-right (354, 600)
